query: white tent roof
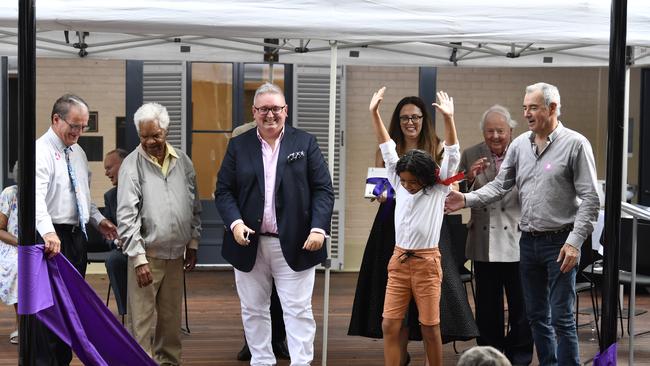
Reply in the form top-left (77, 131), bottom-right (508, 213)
top-left (0, 0), bottom-right (650, 66)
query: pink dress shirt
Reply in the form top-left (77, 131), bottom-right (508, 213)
top-left (258, 129), bottom-right (284, 234)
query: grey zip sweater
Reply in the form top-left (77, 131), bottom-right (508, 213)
top-left (117, 144), bottom-right (201, 267)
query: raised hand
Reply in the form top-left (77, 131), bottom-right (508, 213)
top-left (432, 90), bottom-right (454, 118)
top-left (467, 157), bottom-right (491, 181)
top-left (369, 86), bottom-right (386, 114)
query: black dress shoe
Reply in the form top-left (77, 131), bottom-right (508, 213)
top-left (272, 340), bottom-right (290, 360)
top-left (237, 341), bottom-right (251, 361)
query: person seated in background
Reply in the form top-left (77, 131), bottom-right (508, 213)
top-left (457, 346), bottom-right (512, 366)
top-left (103, 148), bottom-right (129, 318)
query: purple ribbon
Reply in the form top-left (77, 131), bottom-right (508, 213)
top-left (593, 342), bottom-right (617, 366)
top-left (366, 177), bottom-right (395, 202)
top-left (366, 177), bottom-right (395, 222)
top-left (18, 245), bottom-right (156, 366)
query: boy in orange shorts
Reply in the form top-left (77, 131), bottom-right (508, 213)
top-left (368, 87), bottom-right (461, 366)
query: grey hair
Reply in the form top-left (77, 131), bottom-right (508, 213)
top-left (253, 82), bottom-right (284, 104)
top-left (526, 82), bottom-right (562, 117)
top-left (51, 94), bottom-right (88, 122)
top-left (457, 346), bottom-right (512, 366)
top-left (133, 102), bottom-right (170, 133)
top-left (479, 104), bottom-right (517, 131)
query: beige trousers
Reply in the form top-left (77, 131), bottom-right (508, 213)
top-left (128, 256), bottom-right (184, 366)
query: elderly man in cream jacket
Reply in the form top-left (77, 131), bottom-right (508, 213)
top-left (459, 105), bottom-right (532, 366)
top-left (118, 102), bottom-right (201, 366)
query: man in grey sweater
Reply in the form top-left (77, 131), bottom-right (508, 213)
top-left (117, 102), bottom-right (202, 365)
top-left (447, 83), bottom-right (600, 366)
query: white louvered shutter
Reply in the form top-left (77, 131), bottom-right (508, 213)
top-left (143, 61), bottom-right (186, 151)
top-left (293, 65), bottom-right (346, 270)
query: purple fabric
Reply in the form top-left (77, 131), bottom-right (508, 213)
top-left (366, 177), bottom-right (395, 202)
top-left (18, 245), bottom-right (156, 366)
top-left (593, 342), bottom-right (617, 366)
top-left (367, 177), bottom-right (395, 222)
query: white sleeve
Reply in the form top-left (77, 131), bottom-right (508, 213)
top-left (379, 139), bottom-right (400, 190)
top-left (35, 144), bottom-right (55, 236)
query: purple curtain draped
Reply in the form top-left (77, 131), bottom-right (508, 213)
top-left (593, 342), bottom-right (617, 366)
top-left (18, 245), bottom-right (156, 366)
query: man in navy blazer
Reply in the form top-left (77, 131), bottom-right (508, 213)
top-left (216, 82), bottom-right (334, 365)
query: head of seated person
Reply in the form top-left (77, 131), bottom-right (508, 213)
top-left (457, 346), bottom-right (511, 366)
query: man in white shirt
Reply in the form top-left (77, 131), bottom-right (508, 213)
top-left (34, 94), bottom-right (118, 365)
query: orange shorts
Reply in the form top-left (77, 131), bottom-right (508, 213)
top-left (382, 246), bottom-right (442, 326)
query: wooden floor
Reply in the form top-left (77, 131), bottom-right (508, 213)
top-left (0, 270), bottom-right (648, 365)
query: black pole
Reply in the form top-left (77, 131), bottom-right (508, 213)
top-left (18, 0), bottom-right (37, 364)
top-left (600, 0), bottom-right (627, 351)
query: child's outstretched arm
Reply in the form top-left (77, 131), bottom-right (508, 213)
top-left (432, 90), bottom-right (458, 146)
top-left (369, 86), bottom-right (391, 145)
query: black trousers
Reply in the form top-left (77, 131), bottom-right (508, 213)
top-left (474, 261), bottom-right (533, 366)
top-left (34, 224), bottom-right (87, 366)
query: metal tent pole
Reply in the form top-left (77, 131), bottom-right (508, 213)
top-left (321, 40), bottom-right (337, 366)
top-left (17, 0), bottom-right (37, 364)
top-left (600, 0), bottom-right (627, 352)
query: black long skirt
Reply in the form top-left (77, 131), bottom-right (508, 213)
top-left (347, 202), bottom-right (479, 343)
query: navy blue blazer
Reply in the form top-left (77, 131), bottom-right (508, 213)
top-left (215, 125), bottom-right (334, 272)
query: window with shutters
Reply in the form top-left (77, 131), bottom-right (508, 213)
top-left (293, 65), bottom-right (346, 270)
top-left (143, 61), bottom-right (186, 151)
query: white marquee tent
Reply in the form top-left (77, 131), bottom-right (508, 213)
top-left (0, 1), bottom-right (649, 67)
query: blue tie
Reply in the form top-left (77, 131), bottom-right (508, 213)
top-left (64, 147), bottom-right (88, 239)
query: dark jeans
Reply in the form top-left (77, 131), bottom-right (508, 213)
top-left (519, 231), bottom-right (579, 366)
top-left (34, 225), bottom-right (87, 366)
top-left (474, 261), bottom-right (533, 365)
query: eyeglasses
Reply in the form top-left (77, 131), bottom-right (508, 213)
top-left (399, 115), bottom-right (423, 124)
top-left (59, 116), bottom-right (89, 132)
top-left (254, 105), bottom-right (286, 115)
